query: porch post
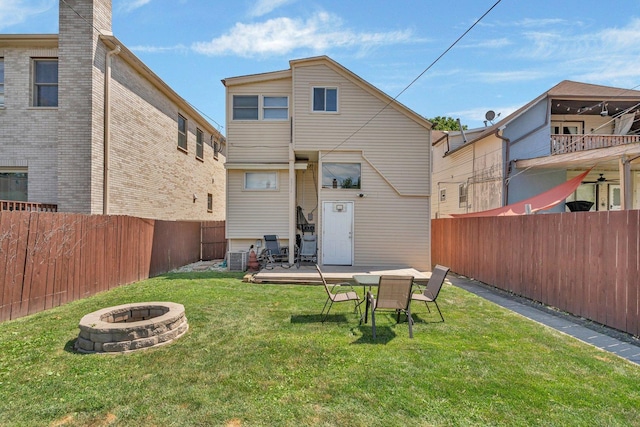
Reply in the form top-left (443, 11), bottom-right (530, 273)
top-left (288, 125), bottom-right (296, 264)
top-left (619, 155), bottom-right (632, 210)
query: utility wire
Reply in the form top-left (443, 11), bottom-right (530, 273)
top-left (320, 0), bottom-right (503, 158)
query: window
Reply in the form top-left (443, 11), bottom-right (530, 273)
top-left (0, 169), bottom-right (28, 201)
top-left (0, 58), bottom-right (4, 107)
top-left (33, 59), bottom-right (58, 107)
top-left (263, 96), bottom-right (288, 120)
top-left (207, 193), bottom-right (213, 212)
top-left (459, 183), bottom-right (467, 208)
top-left (313, 87), bottom-right (337, 112)
top-left (233, 95), bottom-right (258, 120)
top-left (244, 171), bottom-right (278, 190)
top-left (178, 114), bottom-right (187, 151)
top-left (551, 121), bottom-right (583, 134)
top-left (322, 163), bottom-right (361, 189)
top-left (196, 128), bottom-right (204, 159)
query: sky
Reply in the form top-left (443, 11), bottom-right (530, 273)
top-left (3, 0), bottom-right (640, 135)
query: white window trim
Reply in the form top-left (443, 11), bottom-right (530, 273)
top-left (244, 171), bottom-right (279, 191)
top-left (312, 86), bottom-right (339, 113)
top-left (262, 96), bottom-right (289, 121)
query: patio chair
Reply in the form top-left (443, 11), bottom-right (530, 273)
top-left (366, 275), bottom-right (414, 339)
top-left (410, 265), bottom-right (450, 322)
top-left (317, 264), bottom-right (361, 322)
top-left (262, 235), bottom-right (289, 269)
top-left (296, 234), bottom-right (317, 268)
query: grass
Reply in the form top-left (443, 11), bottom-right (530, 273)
top-left (1, 272), bottom-right (639, 426)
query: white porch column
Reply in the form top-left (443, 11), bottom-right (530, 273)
top-left (288, 135), bottom-right (296, 264)
top-left (619, 155), bottom-right (632, 210)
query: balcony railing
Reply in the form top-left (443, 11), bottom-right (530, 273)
top-left (0, 200), bottom-right (58, 212)
top-left (551, 134), bottom-right (640, 155)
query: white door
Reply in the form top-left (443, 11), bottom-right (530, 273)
top-left (609, 185), bottom-right (621, 210)
top-left (322, 201), bottom-right (353, 265)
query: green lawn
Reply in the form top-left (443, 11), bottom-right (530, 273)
top-left (1, 272), bottom-right (639, 426)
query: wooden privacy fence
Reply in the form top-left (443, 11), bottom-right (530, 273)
top-left (0, 211), bottom-right (226, 322)
top-left (432, 211), bottom-right (640, 338)
top-left (201, 221), bottom-right (226, 261)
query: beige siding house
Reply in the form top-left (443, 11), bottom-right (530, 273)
top-left (223, 56), bottom-right (432, 270)
top-left (0, 0), bottom-right (225, 221)
top-left (431, 80), bottom-right (640, 218)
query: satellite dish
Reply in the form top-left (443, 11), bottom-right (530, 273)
top-left (485, 110), bottom-right (496, 121)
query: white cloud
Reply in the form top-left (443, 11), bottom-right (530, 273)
top-left (116, 0), bottom-right (152, 13)
top-left (0, 0), bottom-right (54, 30)
top-left (129, 44), bottom-right (190, 54)
top-left (192, 12), bottom-right (414, 58)
top-left (476, 70), bottom-right (548, 83)
top-left (249, 0), bottom-right (296, 18)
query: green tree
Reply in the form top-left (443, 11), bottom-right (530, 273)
top-left (428, 116), bottom-right (467, 131)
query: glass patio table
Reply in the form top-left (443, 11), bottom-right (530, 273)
top-left (352, 274), bottom-right (381, 324)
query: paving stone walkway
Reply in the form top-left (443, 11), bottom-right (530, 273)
top-left (448, 274), bottom-right (640, 365)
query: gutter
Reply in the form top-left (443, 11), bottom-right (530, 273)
top-left (495, 126), bottom-right (510, 206)
top-left (103, 45), bottom-right (121, 215)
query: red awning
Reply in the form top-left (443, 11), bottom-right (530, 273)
top-left (450, 169), bottom-right (591, 218)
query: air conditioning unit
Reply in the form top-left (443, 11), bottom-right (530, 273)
top-left (228, 251), bottom-right (248, 271)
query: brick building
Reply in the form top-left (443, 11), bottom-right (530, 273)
top-left (0, 0), bottom-right (225, 221)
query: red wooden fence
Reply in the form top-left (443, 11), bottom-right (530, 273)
top-left (201, 221), bottom-right (226, 261)
top-left (432, 211), bottom-right (640, 337)
top-left (0, 212), bottom-right (226, 322)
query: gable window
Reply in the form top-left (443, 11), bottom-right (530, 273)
top-left (263, 96), bottom-right (288, 120)
top-left (245, 171), bottom-right (278, 190)
top-left (322, 163), bottom-right (361, 189)
top-left (0, 58), bottom-right (4, 107)
top-left (0, 169), bottom-right (28, 201)
top-left (207, 193), bottom-right (213, 212)
top-left (459, 183), bottom-right (467, 208)
top-left (33, 59), bottom-right (58, 107)
top-left (196, 128), bottom-right (204, 159)
top-left (178, 114), bottom-right (187, 151)
top-left (233, 95), bottom-right (258, 120)
top-left (313, 87), bottom-right (337, 112)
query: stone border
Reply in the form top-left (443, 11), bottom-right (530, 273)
top-left (75, 302), bottom-right (188, 354)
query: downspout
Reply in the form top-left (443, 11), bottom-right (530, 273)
top-left (103, 45), bottom-right (121, 215)
top-left (495, 126), bottom-right (510, 206)
top-left (288, 117), bottom-right (296, 264)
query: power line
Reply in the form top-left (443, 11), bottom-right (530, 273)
top-left (320, 0), bottom-right (503, 158)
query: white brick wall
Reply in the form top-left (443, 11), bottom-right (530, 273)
top-left (0, 0), bottom-right (225, 221)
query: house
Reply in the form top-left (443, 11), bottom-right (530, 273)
top-left (432, 80), bottom-right (640, 218)
top-left (222, 56), bottom-right (432, 270)
top-left (0, 0), bottom-right (225, 221)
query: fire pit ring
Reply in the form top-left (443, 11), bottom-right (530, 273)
top-left (75, 302), bottom-right (188, 354)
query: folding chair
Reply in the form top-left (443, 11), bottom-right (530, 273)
top-left (366, 275), bottom-right (414, 339)
top-left (411, 265), bottom-right (450, 322)
top-left (317, 264), bottom-right (361, 322)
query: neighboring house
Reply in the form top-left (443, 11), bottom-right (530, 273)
top-left (432, 80), bottom-right (640, 218)
top-left (0, 0), bottom-right (225, 221)
top-left (222, 56), bottom-right (432, 270)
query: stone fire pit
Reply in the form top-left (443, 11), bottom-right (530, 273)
top-left (75, 302), bottom-right (188, 354)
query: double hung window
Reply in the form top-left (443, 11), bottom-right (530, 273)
top-left (33, 59), bottom-right (58, 107)
top-left (0, 58), bottom-right (4, 107)
top-left (196, 128), bottom-right (204, 159)
top-left (178, 114), bottom-right (187, 151)
top-left (233, 95), bottom-right (259, 120)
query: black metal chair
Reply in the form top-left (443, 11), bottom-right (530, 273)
top-left (410, 265), bottom-right (450, 322)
